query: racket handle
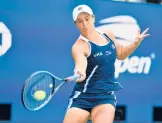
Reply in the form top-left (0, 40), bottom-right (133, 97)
top-left (66, 74), bottom-right (81, 82)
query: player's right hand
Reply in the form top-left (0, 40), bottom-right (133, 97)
top-left (74, 69), bottom-right (86, 82)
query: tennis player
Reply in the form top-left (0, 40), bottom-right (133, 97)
top-left (63, 4), bottom-right (149, 123)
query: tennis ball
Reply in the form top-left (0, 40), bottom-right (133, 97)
top-left (33, 90), bottom-right (46, 101)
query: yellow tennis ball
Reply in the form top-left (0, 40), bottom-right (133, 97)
top-left (33, 90), bottom-right (46, 101)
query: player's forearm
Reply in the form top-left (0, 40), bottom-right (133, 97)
top-left (120, 41), bottom-right (140, 60)
top-left (74, 60), bottom-right (87, 74)
top-left (73, 58), bottom-right (87, 82)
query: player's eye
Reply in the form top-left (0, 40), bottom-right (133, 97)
top-left (76, 20), bottom-right (82, 24)
top-left (78, 20), bottom-right (82, 23)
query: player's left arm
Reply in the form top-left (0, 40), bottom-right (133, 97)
top-left (105, 28), bottom-right (150, 60)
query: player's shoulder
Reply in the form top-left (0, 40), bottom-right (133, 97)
top-left (72, 36), bottom-right (88, 52)
top-left (98, 29), bottom-right (115, 41)
top-left (73, 36), bottom-right (88, 47)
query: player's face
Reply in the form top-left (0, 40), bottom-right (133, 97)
top-left (75, 12), bottom-right (95, 34)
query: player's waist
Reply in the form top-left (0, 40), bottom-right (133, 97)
top-left (85, 73), bottom-right (116, 80)
top-left (74, 76), bottom-right (119, 88)
top-left (74, 81), bottom-right (123, 94)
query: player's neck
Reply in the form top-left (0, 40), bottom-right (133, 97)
top-left (81, 29), bottom-right (99, 41)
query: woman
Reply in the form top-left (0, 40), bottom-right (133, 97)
top-left (63, 4), bottom-right (149, 123)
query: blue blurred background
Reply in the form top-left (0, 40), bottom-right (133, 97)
top-left (0, 0), bottom-right (162, 123)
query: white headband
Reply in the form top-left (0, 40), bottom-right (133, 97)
top-left (72, 5), bottom-right (93, 21)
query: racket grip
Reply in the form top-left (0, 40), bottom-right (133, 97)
top-left (66, 74), bottom-right (81, 82)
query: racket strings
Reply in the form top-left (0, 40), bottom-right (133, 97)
top-left (23, 73), bottom-right (55, 110)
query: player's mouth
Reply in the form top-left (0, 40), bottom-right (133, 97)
top-left (83, 27), bottom-right (88, 31)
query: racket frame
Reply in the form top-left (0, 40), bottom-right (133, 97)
top-left (21, 71), bottom-right (80, 111)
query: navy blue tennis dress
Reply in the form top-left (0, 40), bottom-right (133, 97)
top-left (68, 31), bottom-right (123, 112)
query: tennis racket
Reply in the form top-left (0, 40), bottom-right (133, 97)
top-left (21, 70), bottom-right (80, 111)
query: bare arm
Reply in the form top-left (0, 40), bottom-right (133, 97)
top-left (72, 40), bottom-right (87, 82)
top-left (105, 28), bottom-right (150, 60)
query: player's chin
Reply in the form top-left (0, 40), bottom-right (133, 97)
top-left (81, 28), bottom-right (89, 34)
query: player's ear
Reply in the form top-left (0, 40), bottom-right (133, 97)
top-left (92, 15), bottom-right (95, 23)
top-left (73, 21), bottom-right (76, 25)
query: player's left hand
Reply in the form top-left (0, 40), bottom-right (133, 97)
top-left (134, 28), bottom-right (150, 44)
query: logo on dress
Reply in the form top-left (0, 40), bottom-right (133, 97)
top-left (105, 51), bottom-right (112, 55)
top-left (94, 52), bottom-right (103, 57)
top-left (111, 44), bottom-right (115, 49)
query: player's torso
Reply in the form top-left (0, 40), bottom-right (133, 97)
top-left (74, 32), bottom-right (123, 94)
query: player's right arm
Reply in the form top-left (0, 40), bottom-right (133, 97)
top-left (72, 40), bottom-right (88, 82)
